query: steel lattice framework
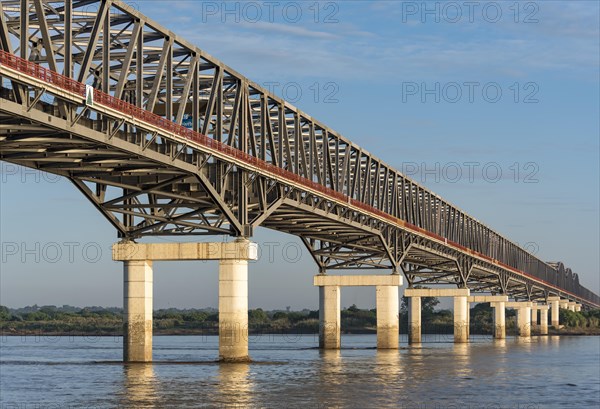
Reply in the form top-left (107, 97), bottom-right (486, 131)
top-left (1, 0), bottom-right (598, 308)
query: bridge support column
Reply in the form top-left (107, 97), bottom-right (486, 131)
top-left (529, 304), bottom-right (549, 336)
top-left (454, 295), bottom-right (469, 343)
top-left (466, 296), bottom-right (508, 340)
top-left (492, 301), bottom-right (506, 339)
top-left (405, 288), bottom-right (470, 343)
top-left (575, 304), bottom-right (581, 312)
top-left (219, 258), bottom-right (249, 362)
top-left (568, 302), bottom-right (576, 312)
top-left (315, 274), bottom-right (402, 349)
top-left (540, 308), bottom-right (548, 335)
top-left (318, 285), bottom-right (341, 349)
top-left (113, 240), bottom-right (257, 362)
top-left (123, 260), bottom-right (153, 362)
top-left (408, 296), bottom-right (421, 344)
top-left (516, 303), bottom-right (532, 337)
top-left (531, 308), bottom-right (539, 333)
top-left (376, 286), bottom-right (399, 349)
top-left (548, 297), bottom-right (561, 327)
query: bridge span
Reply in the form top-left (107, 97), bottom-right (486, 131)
top-left (1, 1), bottom-right (598, 361)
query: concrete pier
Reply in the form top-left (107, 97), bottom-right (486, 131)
top-left (319, 285), bottom-right (341, 349)
top-left (454, 295), bottom-right (469, 343)
top-left (507, 302), bottom-right (532, 337)
top-left (518, 305), bottom-right (532, 337)
top-left (530, 304), bottom-right (549, 335)
top-left (404, 288), bottom-right (470, 343)
top-left (492, 301), bottom-right (506, 339)
top-left (113, 240), bottom-right (257, 362)
top-left (466, 295), bottom-right (508, 340)
top-left (548, 296), bottom-right (561, 327)
top-left (123, 260), bottom-right (153, 362)
top-left (539, 308), bottom-right (549, 335)
top-left (568, 302), bottom-right (577, 312)
top-left (219, 258), bottom-right (249, 362)
top-left (531, 308), bottom-right (539, 332)
top-left (575, 304), bottom-right (582, 312)
top-left (376, 286), bottom-right (400, 349)
top-left (408, 296), bottom-right (421, 344)
top-left (314, 274), bottom-right (402, 349)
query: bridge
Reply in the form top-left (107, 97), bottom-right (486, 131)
top-left (1, 0), bottom-right (598, 362)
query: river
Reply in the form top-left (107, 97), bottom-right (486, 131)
top-left (1, 334), bottom-right (599, 408)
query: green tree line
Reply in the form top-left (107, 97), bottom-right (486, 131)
top-left (1, 303), bottom-right (599, 336)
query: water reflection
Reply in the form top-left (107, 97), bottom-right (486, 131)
top-left (319, 349), bottom-right (343, 385)
top-left (375, 349), bottom-right (404, 385)
top-left (514, 335), bottom-right (534, 353)
top-left (121, 363), bottom-right (157, 408)
top-left (452, 343), bottom-right (473, 380)
top-left (217, 362), bottom-right (254, 408)
top-left (548, 335), bottom-right (561, 345)
top-left (493, 338), bottom-right (508, 354)
top-left (316, 349), bottom-right (343, 408)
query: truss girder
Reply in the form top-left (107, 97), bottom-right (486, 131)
top-left (0, 0), bottom-right (598, 308)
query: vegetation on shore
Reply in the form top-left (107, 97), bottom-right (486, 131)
top-left (2, 301), bottom-right (600, 336)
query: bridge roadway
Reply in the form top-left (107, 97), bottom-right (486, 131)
top-left (0, 1), bottom-right (598, 361)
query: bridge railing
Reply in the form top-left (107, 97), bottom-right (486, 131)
top-left (1, 50), bottom-right (598, 307)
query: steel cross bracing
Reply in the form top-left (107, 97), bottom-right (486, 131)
top-left (0, 0), bottom-right (598, 308)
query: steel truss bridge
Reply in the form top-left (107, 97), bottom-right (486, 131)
top-left (0, 0), bottom-right (598, 308)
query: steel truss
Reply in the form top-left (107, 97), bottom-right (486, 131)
top-left (0, 0), bottom-right (598, 308)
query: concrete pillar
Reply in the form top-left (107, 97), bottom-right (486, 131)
top-left (568, 302), bottom-right (576, 312)
top-left (530, 308), bottom-right (539, 333)
top-left (218, 259), bottom-right (249, 362)
top-left (114, 240), bottom-right (257, 363)
top-left (319, 285), bottom-right (341, 349)
top-left (315, 274), bottom-right (401, 349)
top-left (549, 298), bottom-right (560, 327)
top-left (575, 304), bottom-right (582, 312)
top-left (123, 260), bottom-right (153, 362)
top-left (540, 308), bottom-right (548, 335)
top-left (376, 286), bottom-right (399, 349)
top-left (408, 296), bottom-right (422, 344)
top-left (454, 296), bottom-right (469, 343)
top-left (492, 302), bottom-right (506, 339)
top-left (517, 306), bottom-right (531, 337)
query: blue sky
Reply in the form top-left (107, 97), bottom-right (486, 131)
top-left (1, 1), bottom-right (598, 310)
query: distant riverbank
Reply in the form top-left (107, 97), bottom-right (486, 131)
top-left (4, 326), bottom-right (600, 337)
top-left (3, 304), bottom-right (600, 337)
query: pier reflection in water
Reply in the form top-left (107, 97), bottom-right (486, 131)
top-left (217, 363), bottom-right (254, 408)
top-left (121, 364), bottom-right (158, 408)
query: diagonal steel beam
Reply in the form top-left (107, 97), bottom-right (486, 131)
top-left (77, 0), bottom-right (109, 82)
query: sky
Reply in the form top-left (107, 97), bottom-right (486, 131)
top-left (1, 0), bottom-right (599, 310)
